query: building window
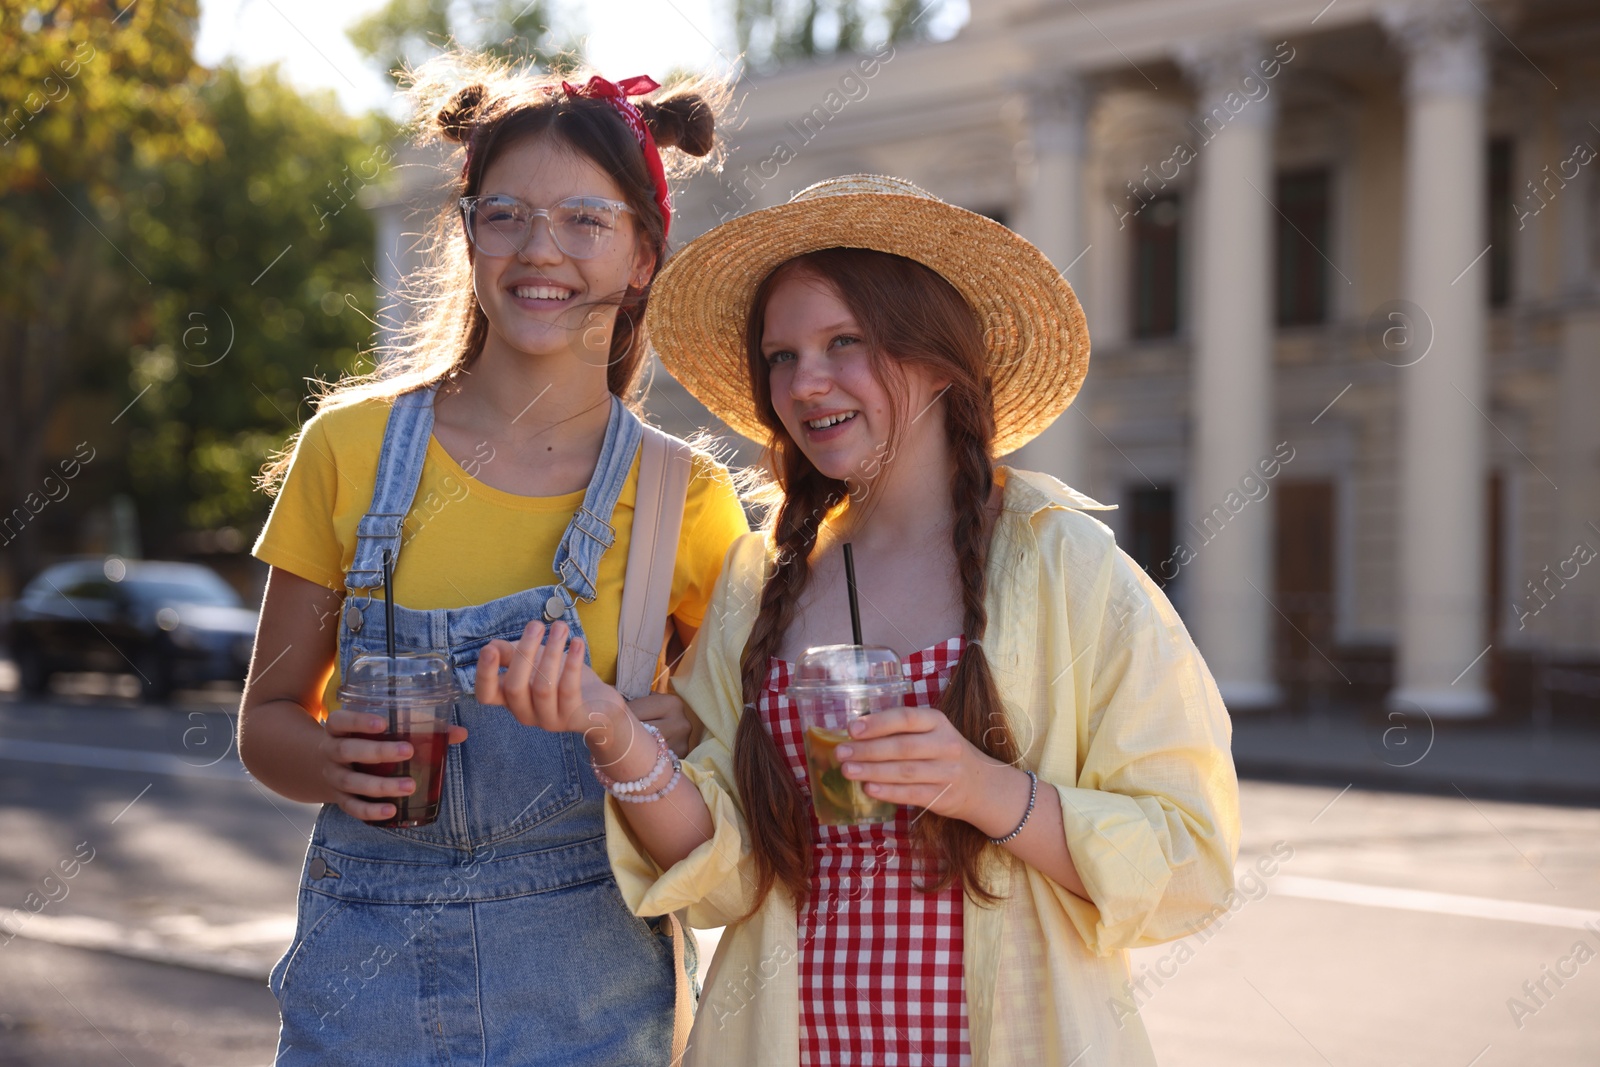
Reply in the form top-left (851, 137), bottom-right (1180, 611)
top-left (1273, 481), bottom-right (1337, 696)
top-left (1488, 138), bottom-right (1513, 307)
top-left (1276, 169), bottom-right (1330, 326)
top-left (1126, 487), bottom-right (1176, 589)
top-left (1130, 194), bottom-right (1181, 338)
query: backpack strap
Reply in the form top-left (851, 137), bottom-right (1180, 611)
top-left (666, 913), bottom-right (696, 1066)
top-left (617, 425), bottom-right (698, 1062)
top-left (615, 424), bottom-right (693, 701)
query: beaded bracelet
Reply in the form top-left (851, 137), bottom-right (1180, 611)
top-left (591, 720), bottom-right (671, 796)
top-left (612, 759), bottom-right (682, 805)
top-left (988, 769), bottom-right (1038, 846)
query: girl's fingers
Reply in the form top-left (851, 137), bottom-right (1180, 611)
top-left (337, 794), bottom-right (399, 822)
top-left (834, 733), bottom-right (948, 764)
top-left (632, 696), bottom-right (671, 723)
top-left (857, 782), bottom-right (952, 810)
top-left (841, 758), bottom-right (957, 785)
top-left (500, 621), bottom-right (548, 723)
top-left (560, 637), bottom-right (595, 736)
top-left (325, 708), bottom-right (390, 737)
top-left (447, 725), bottom-right (469, 745)
top-left (475, 642), bottom-right (509, 706)
top-left (559, 636), bottom-right (585, 703)
top-left (527, 622), bottom-right (569, 717)
top-left (478, 621), bottom-right (586, 732)
top-left (330, 736), bottom-right (414, 765)
top-left (846, 706), bottom-right (942, 740)
top-left (337, 768), bottom-right (416, 797)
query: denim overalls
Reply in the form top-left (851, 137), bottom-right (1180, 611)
top-left (271, 386), bottom-right (680, 1066)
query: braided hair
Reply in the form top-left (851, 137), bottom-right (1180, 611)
top-left (734, 248), bottom-right (1020, 912)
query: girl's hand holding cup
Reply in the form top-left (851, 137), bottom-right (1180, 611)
top-left (320, 709), bottom-right (469, 823)
top-left (833, 706), bottom-right (1003, 825)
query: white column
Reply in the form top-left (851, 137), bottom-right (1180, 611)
top-left (1177, 35), bottom-right (1280, 710)
top-left (1551, 106), bottom-right (1600, 656)
top-left (1383, 1), bottom-right (1492, 716)
top-left (1010, 72), bottom-right (1092, 488)
top-left (1553, 310), bottom-right (1600, 656)
top-left (1557, 104), bottom-right (1598, 300)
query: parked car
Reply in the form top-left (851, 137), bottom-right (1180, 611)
top-left (8, 558), bottom-right (258, 701)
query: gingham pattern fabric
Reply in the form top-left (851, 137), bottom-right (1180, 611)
top-left (761, 636), bottom-right (971, 1067)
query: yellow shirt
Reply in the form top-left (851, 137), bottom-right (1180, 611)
top-left (252, 396), bottom-right (750, 711)
top-left (605, 467), bottom-right (1241, 1067)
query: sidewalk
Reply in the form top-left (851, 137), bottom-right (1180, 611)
top-left (1229, 705), bottom-right (1600, 806)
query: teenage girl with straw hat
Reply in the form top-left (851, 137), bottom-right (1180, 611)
top-left (478, 175), bottom-right (1241, 1065)
top-left (240, 56), bottom-right (749, 1064)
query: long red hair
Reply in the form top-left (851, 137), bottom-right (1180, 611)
top-left (733, 247), bottom-right (1020, 911)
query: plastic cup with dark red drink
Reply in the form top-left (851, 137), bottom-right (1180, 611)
top-left (340, 650), bottom-right (460, 829)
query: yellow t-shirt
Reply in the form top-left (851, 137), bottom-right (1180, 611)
top-left (252, 396), bottom-right (750, 712)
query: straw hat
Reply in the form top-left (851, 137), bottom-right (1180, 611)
top-left (646, 174), bottom-right (1090, 456)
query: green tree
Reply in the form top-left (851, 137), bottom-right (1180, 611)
top-left (734, 0), bottom-right (940, 70)
top-left (0, 0), bottom-right (214, 594)
top-left (349, 0), bottom-right (573, 81)
top-left (123, 64), bottom-right (384, 552)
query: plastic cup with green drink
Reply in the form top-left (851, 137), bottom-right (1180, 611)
top-left (788, 644), bottom-right (906, 826)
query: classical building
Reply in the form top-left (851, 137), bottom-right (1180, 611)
top-left (373, 0), bottom-right (1600, 719)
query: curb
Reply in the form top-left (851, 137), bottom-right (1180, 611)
top-left (1234, 759), bottom-right (1600, 809)
top-left (7, 913), bottom-right (284, 981)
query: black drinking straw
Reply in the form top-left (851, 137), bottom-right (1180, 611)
top-left (382, 549), bottom-right (397, 737)
top-left (843, 543), bottom-right (864, 646)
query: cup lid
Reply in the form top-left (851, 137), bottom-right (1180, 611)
top-left (788, 644), bottom-right (907, 694)
top-left (339, 650), bottom-right (460, 701)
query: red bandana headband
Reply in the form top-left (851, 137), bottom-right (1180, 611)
top-left (558, 74), bottom-right (673, 239)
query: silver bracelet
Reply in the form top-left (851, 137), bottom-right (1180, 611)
top-left (988, 770), bottom-right (1038, 846)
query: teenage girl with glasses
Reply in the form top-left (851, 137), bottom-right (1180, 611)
top-left (240, 57), bottom-right (746, 1065)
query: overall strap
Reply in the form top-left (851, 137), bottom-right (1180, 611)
top-left (547, 395), bottom-right (644, 609)
top-left (614, 425), bottom-right (694, 701)
top-left (345, 386), bottom-right (438, 591)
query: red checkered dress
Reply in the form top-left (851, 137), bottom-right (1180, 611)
top-left (760, 636), bottom-right (971, 1067)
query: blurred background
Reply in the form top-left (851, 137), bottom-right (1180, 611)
top-left (2, 0), bottom-right (1598, 1064)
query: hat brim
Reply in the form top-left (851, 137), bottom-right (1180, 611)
top-left (646, 178), bottom-right (1090, 457)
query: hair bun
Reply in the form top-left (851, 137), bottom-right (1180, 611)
top-left (640, 91), bottom-right (715, 157)
top-left (437, 84), bottom-right (488, 144)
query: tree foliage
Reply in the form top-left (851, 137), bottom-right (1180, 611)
top-left (734, 0), bottom-right (939, 70)
top-left (0, 3), bottom-right (383, 591)
top-left (124, 65), bottom-right (384, 548)
top-left (349, 0), bottom-right (573, 81)
top-left (1, 0), bottom-right (214, 590)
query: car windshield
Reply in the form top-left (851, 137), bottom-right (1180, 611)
top-left (125, 575), bottom-right (242, 608)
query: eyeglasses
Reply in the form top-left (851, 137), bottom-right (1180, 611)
top-left (458, 194), bottom-right (635, 260)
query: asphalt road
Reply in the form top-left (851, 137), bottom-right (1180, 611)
top-left (1, 678), bottom-right (1597, 1066)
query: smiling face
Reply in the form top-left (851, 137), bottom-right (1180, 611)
top-left (470, 135), bottom-right (656, 364)
top-left (759, 267), bottom-right (949, 485)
